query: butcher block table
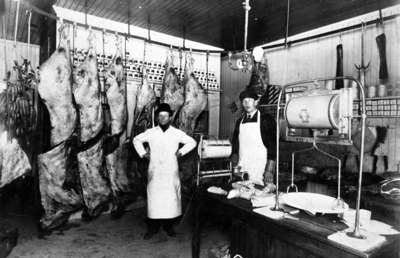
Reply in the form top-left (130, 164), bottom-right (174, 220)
top-left (191, 189), bottom-right (400, 258)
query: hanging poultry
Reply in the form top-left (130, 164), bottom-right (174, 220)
top-left (178, 52), bottom-right (207, 135)
top-left (73, 31), bottom-right (103, 143)
top-left (161, 50), bottom-right (184, 125)
top-left (38, 25), bottom-right (77, 147)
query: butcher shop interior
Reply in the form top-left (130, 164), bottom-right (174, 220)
top-left (1, 0), bottom-right (400, 257)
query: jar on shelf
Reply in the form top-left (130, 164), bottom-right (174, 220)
top-left (368, 85), bottom-right (377, 98)
top-left (378, 84), bottom-right (387, 97)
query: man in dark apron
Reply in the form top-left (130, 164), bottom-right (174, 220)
top-left (231, 89), bottom-right (276, 185)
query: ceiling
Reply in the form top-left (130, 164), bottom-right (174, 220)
top-left (1, 0), bottom-right (399, 50)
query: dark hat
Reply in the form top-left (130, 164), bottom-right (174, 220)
top-left (155, 103), bottom-right (173, 116)
top-left (239, 89), bottom-right (259, 101)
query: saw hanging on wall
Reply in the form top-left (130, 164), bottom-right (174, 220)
top-left (376, 8), bottom-right (389, 83)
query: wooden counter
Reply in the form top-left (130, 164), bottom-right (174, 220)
top-left (192, 190), bottom-right (400, 258)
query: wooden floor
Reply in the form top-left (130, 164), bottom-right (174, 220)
top-left (3, 207), bottom-right (228, 258)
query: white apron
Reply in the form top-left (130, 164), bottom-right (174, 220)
top-left (133, 126), bottom-right (196, 219)
top-left (238, 111), bottom-right (267, 185)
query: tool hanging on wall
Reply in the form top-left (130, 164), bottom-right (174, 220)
top-left (335, 33), bottom-right (344, 89)
top-left (355, 22), bottom-right (370, 92)
top-left (376, 7), bottom-right (389, 82)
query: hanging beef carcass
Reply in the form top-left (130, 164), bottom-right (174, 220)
top-left (103, 48), bottom-right (132, 215)
top-left (78, 139), bottom-right (111, 218)
top-left (132, 68), bottom-right (156, 135)
top-left (104, 48), bottom-right (126, 136)
top-left (38, 141), bottom-right (82, 230)
top-left (38, 25), bottom-right (77, 146)
top-left (0, 131), bottom-right (31, 188)
top-left (161, 50), bottom-right (184, 124)
top-left (73, 32), bottom-right (103, 143)
top-left (178, 52), bottom-right (207, 135)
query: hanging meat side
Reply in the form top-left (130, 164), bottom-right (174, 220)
top-left (38, 27), bottom-right (77, 147)
top-left (0, 131), bottom-right (31, 188)
top-left (161, 51), bottom-right (184, 124)
top-left (335, 44), bottom-right (344, 89)
top-left (73, 35), bottom-right (103, 143)
top-left (178, 52), bottom-right (207, 135)
top-left (104, 50), bottom-right (126, 135)
top-left (105, 145), bottom-right (131, 195)
top-left (247, 52), bottom-right (269, 97)
top-left (133, 69), bottom-right (156, 135)
top-left (38, 142), bottom-right (82, 230)
top-left (78, 140), bottom-right (111, 217)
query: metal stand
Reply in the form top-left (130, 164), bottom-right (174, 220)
top-left (288, 134), bottom-right (344, 209)
top-left (273, 76), bottom-right (367, 239)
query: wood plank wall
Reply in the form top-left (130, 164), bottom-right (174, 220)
top-left (220, 16), bottom-right (400, 172)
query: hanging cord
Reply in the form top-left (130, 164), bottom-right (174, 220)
top-left (179, 47), bottom-right (183, 81)
top-left (72, 22), bottom-right (77, 59)
top-left (2, 14), bottom-right (7, 79)
top-left (27, 10), bottom-right (32, 61)
top-left (282, 0), bottom-right (290, 85)
top-left (205, 51), bottom-right (209, 111)
top-left (13, 0), bottom-right (21, 61)
top-left (84, 0), bottom-right (88, 28)
top-left (101, 29), bottom-right (107, 106)
top-left (124, 33), bottom-right (129, 136)
top-left (3, 11), bottom-right (9, 139)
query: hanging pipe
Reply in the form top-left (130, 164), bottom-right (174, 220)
top-left (284, 0), bottom-right (290, 47)
top-left (242, 0), bottom-right (250, 51)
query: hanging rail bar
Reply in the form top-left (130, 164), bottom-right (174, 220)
top-left (263, 13), bottom-right (399, 50)
top-left (15, 0), bottom-right (223, 53)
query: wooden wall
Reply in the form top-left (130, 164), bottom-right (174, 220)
top-left (220, 15), bottom-right (400, 172)
top-left (219, 56), bottom-right (251, 139)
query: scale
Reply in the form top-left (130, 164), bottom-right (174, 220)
top-left (273, 76), bottom-right (368, 239)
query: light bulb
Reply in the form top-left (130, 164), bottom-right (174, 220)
top-left (252, 46), bottom-right (264, 62)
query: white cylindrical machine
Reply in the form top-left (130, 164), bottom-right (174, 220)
top-left (198, 139), bottom-right (232, 159)
top-left (285, 94), bottom-right (340, 129)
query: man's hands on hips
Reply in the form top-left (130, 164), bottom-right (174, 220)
top-left (176, 150), bottom-right (183, 158)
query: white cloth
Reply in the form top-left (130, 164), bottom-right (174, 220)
top-left (238, 111), bottom-right (267, 185)
top-left (133, 126), bottom-right (196, 219)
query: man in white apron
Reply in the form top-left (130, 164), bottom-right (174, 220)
top-left (133, 103), bottom-right (196, 239)
top-left (231, 89), bottom-right (276, 185)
